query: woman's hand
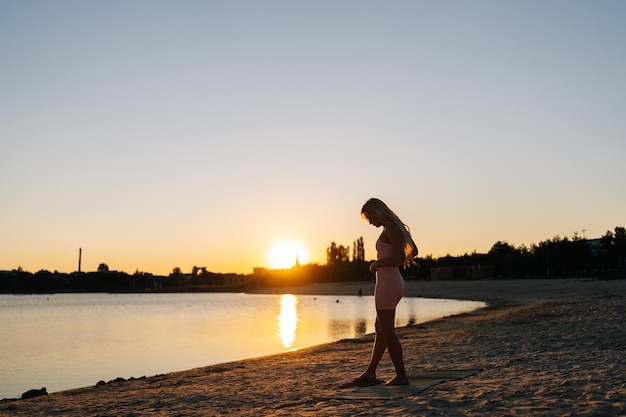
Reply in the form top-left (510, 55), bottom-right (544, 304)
top-left (369, 262), bottom-right (379, 273)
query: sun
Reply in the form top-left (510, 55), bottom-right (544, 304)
top-left (268, 240), bottom-right (309, 269)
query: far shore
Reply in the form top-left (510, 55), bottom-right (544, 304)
top-left (250, 277), bottom-right (625, 304)
top-left (2, 278), bottom-right (625, 416)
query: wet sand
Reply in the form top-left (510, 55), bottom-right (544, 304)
top-left (1, 279), bottom-right (625, 416)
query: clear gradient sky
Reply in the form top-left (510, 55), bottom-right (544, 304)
top-left (2, 1), bottom-right (625, 275)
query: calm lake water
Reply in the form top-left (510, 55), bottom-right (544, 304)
top-left (0, 292), bottom-right (485, 399)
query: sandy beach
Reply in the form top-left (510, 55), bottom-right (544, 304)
top-left (1, 278), bottom-right (625, 416)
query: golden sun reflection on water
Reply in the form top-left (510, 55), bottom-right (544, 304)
top-left (278, 294), bottom-right (299, 348)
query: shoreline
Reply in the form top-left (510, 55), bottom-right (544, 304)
top-left (2, 278), bottom-right (625, 416)
top-left (251, 277), bottom-right (624, 304)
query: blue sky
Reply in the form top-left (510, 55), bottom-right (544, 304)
top-left (1, 1), bottom-right (625, 274)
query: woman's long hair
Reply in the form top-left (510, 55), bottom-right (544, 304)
top-left (361, 198), bottom-right (419, 268)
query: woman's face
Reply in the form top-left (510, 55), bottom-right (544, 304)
top-left (366, 213), bottom-right (384, 227)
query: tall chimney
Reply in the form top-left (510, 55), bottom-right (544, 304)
top-left (78, 248), bottom-right (82, 273)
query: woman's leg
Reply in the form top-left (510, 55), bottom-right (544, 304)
top-left (376, 308), bottom-right (409, 385)
top-left (356, 318), bottom-right (387, 381)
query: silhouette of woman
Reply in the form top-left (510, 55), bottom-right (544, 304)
top-left (354, 198), bottom-right (418, 386)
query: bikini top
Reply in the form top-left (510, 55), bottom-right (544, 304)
top-left (375, 237), bottom-right (394, 261)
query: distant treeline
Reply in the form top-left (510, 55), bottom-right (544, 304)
top-left (423, 226), bottom-right (626, 280)
top-left (2, 226), bottom-right (625, 293)
top-left (322, 226), bottom-right (626, 281)
top-left (0, 267), bottom-right (252, 294)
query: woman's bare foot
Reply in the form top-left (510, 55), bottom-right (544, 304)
top-left (385, 376), bottom-right (410, 385)
top-left (354, 371), bottom-right (377, 383)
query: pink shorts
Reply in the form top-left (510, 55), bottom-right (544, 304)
top-left (374, 267), bottom-right (405, 310)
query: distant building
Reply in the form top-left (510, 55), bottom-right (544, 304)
top-left (585, 238), bottom-right (603, 256)
top-left (253, 267), bottom-right (269, 277)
